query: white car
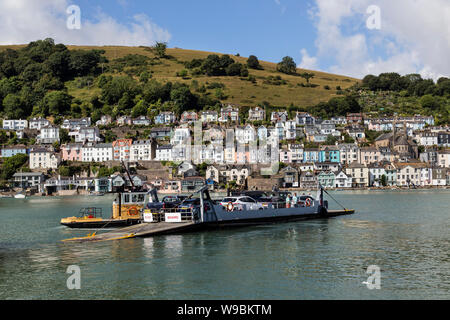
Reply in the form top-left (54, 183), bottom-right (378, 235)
top-left (219, 196), bottom-right (264, 211)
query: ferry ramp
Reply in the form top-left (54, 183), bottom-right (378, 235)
top-left (62, 221), bottom-right (197, 243)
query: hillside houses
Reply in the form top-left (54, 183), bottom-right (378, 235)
top-left (1, 108), bottom-right (449, 192)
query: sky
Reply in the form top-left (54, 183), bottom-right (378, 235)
top-left (0, 0), bottom-right (449, 80)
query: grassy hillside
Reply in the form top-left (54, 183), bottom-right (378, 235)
top-left (1, 44), bottom-right (360, 108)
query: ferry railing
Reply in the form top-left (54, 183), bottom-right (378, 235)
top-left (217, 201), bottom-right (315, 211)
top-left (145, 207), bottom-right (197, 222)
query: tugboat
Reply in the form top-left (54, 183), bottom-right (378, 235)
top-left (61, 162), bottom-right (158, 229)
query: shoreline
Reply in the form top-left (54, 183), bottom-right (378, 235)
top-left (1, 185), bottom-right (448, 198)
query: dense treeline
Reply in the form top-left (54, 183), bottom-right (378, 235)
top-left (0, 39), bottom-right (221, 122)
top-left (361, 73), bottom-right (450, 97)
top-left (0, 38), bottom-right (105, 119)
top-left (184, 54), bottom-right (249, 77)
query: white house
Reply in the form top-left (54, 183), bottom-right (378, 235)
top-left (200, 111), bottom-right (218, 123)
top-left (284, 120), bottom-right (297, 140)
top-left (82, 143), bottom-right (113, 162)
top-left (73, 127), bottom-right (102, 143)
top-left (334, 170), bottom-right (352, 188)
top-left (37, 126), bottom-right (60, 144)
top-left (155, 145), bottom-right (173, 161)
top-left (29, 118), bottom-right (51, 130)
top-left (130, 140), bottom-right (156, 161)
top-left (61, 118), bottom-right (91, 130)
top-left (2, 119), bottom-right (28, 131)
top-left (171, 127), bottom-right (191, 145)
top-left (29, 147), bottom-right (60, 169)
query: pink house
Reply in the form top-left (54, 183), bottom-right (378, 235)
top-left (61, 143), bottom-right (83, 162)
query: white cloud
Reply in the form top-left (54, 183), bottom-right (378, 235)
top-left (306, 0), bottom-right (450, 80)
top-left (0, 0), bottom-right (171, 46)
top-left (298, 48), bottom-right (318, 70)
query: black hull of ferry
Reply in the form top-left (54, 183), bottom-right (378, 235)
top-left (61, 219), bottom-right (142, 229)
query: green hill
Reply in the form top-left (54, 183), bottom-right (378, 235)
top-left (0, 42), bottom-right (359, 112)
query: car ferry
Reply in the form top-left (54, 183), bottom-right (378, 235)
top-left (63, 185), bottom-right (354, 242)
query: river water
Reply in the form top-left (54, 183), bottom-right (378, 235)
top-left (0, 190), bottom-right (449, 300)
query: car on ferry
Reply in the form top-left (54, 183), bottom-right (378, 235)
top-left (219, 196), bottom-right (264, 211)
top-left (161, 195), bottom-right (188, 209)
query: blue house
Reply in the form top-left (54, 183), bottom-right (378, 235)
top-left (303, 148), bottom-right (320, 163)
top-left (319, 146), bottom-right (340, 163)
top-left (1, 145), bottom-right (29, 158)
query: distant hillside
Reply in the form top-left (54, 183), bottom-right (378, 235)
top-left (0, 43), bottom-right (359, 109)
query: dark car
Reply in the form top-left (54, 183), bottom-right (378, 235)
top-left (161, 195), bottom-right (188, 209)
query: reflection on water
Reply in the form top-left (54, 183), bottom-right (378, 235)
top-left (0, 191), bottom-right (449, 299)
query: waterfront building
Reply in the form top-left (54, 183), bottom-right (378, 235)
top-left (279, 166), bottom-right (300, 188)
top-left (13, 172), bottom-right (46, 192)
top-left (368, 163), bottom-right (387, 187)
top-left (334, 170), bottom-right (352, 188)
top-left (384, 163), bottom-right (397, 186)
top-left (29, 147), bottom-right (60, 169)
top-left (299, 171), bottom-right (317, 189)
top-left (317, 171), bottom-right (335, 188)
top-left (394, 162), bottom-right (425, 187)
top-left (345, 163), bottom-right (369, 188)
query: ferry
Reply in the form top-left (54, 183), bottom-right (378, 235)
top-left (63, 185), bottom-right (355, 242)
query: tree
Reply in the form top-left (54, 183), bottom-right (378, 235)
top-left (277, 56), bottom-right (297, 75)
top-left (40, 90), bottom-right (72, 116)
top-left (0, 153), bottom-right (29, 183)
top-left (60, 128), bottom-right (71, 144)
top-left (153, 42), bottom-right (167, 58)
top-left (247, 55), bottom-right (262, 69)
top-left (3, 93), bottom-right (24, 118)
top-left (380, 175), bottom-right (387, 187)
top-left (300, 72), bottom-right (315, 84)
